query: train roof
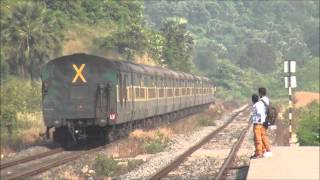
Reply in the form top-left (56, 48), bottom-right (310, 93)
top-left (46, 53), bottom-right (212, 82)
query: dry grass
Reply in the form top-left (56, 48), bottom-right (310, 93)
top-left (170, 114), bottom-right (201, 134)
top-left (129, 128), bottom-right (173, 140)
top-left (109, 128), bottom-right (173, 157)
top-left (63, 23), bottom-right (115, 56)
top-left (108, 102), bottom-right (235, 158)
top-left (0, 112), bottom-right (45, 157)
top-left (59, 171), bottom-right (81, 180)
top-left (134, 53), bottom-right (158, 66)
top-left (171, 103), bottom-right (227, 133)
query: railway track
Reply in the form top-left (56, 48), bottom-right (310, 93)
top-left (0, 148), bottom-right (63, 170)
top-left (0, 146), bottom-right (104, 180)
top-left (147, 105), bottom-right (251, 180)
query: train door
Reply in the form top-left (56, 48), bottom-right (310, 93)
top-left (130, 71), bottom-right (134, 121)
top-left (95, 82), bottom-right (111, 124)
top-left (155, 76), bottom-right (159, 116)
top-left (118, 72), bottom-right (131, 123)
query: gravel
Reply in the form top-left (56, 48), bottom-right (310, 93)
top-left (1, 144), bottom-right (56, 162)
top-left (160, 107), bottom-right (250, 180)
top-left (2, 105), bottom-right (247, 180)
top-left (118, 106), bottom-right (247, 180)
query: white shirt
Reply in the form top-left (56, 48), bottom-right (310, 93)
top-left (251, 96), bottom-right (269, 124)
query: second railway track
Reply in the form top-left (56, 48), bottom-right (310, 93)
top-left (148, 104), bottom-right (251, 180)
top-left (0, 148), bottom-right (63, 170)
top-left (0, 146), bottom-right (104, 180)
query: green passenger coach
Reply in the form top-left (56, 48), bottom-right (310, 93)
top-left (42, 53), bottom-right (215, 147)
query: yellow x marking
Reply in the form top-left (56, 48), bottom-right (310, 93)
top-left (72, 64), bottom-right (87, 83)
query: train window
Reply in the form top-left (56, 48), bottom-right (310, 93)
top-left (182, 88), bottom-right (186, 96)
top-left (138, 74), bottom-right (142, 86)
top-left (128, 87), bottom-right (132, 100)
top-left (140, 88), bottom-right (145, 99)
top-left (167, 88), bottom-right (173, 97)
top-left (159, 88), bottom-right (165, 98)
top-left (148, 88), bottom-right (156, 99)
top-left (135, 87), bottom-right (140, 99)
top-left (144, 76), bottom-right (148, 86)
top-left (175, 88), bottom-right (180, 97)
top-left (124, 75), bottom-right (127, 105)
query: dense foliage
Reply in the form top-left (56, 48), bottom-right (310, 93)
top-left (0, 0), bottom-right (319, 153)
top-left (1, 0), bottom-right (319, 102)
top-left (295, 102), bottom-right (320, 146)
top-left (1, 1), bottom-right (64, 80)
top-left (144, 0), bottom-right (319, 97)
top-left (0, 77), bottom-right (41, 132)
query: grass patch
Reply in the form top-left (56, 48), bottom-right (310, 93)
top-left (94, 154), bottom-right (118, 176)
top-left (130, 128), bottom-right (172, 154)
top-left (127, 159), bottom-right (144, 171)
top-left (93, 154), bottom-right (144, 177)
top-left (197, 117), bottom-right (216, 127)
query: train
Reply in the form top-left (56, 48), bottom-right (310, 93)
top-left (42, 53), bottom-right (215, 147)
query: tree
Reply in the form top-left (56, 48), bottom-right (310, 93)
top-left (0, 52), bottom-right (9, 80)
top-left (240, 40), bottom-right (277, 73)
top-left (161, 17), bottom-right (195, 72)
top-left (2, 1), bottom-right (64, 80)
top-left (285, 38), bottom-right (311, 64)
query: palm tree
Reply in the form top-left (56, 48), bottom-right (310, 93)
top-left (2, 1), bottom-right (64, 80)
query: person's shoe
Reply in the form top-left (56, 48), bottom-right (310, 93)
top-left (250, 154), bottom-right (263, 159)
top-left (263, 151), bottom-right (272, 158)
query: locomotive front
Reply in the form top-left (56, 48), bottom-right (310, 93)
top-left (42, 54), bottom-right (117, 145)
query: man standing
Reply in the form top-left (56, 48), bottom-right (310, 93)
top-left (258, 87), bottom-right (272, 158)
top-left (251, 93), bottom-right (264, 158)
top-left (251, 88), bottom-right (272, 159)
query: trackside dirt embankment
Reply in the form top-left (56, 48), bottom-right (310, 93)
top-left (294, 91), bottom-right (319, 108)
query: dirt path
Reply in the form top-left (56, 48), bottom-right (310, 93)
top-left (294, 91), bottom-right (319, 108)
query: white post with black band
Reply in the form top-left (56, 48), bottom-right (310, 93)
top-left (284, 60), bottom-right (297, 144)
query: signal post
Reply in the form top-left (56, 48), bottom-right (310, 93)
top-left (284, 60), bottom-right (297, 145)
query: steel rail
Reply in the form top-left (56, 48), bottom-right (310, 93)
top-left (215, 121), bottom-right (251, 180)
top-left (1, 146), bottom-right (104, 180)
top-left (0, 148), bottom-right (63, 170)
top-left (148, 105), bottom-right (249, 180)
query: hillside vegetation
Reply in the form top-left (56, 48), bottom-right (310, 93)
top-left (0, 0), bottom-right (319, 151)
top-left (144, 0), bottom-right (319, 98)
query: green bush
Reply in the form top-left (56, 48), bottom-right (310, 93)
top-left (127, 159), bottom-right (144, 171)
top-left (94, 154), bottom-right (118, 176)
top-left (1, 76), bottom-right (41, 113)
top-left (296, 102), bottom-right (320, 146)
top-left (143, 131), bottom-right (170, 154)
top-left (198, 117), bottom-right (216, 127)
top-left (1, 76), bottom-right (41, 135)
